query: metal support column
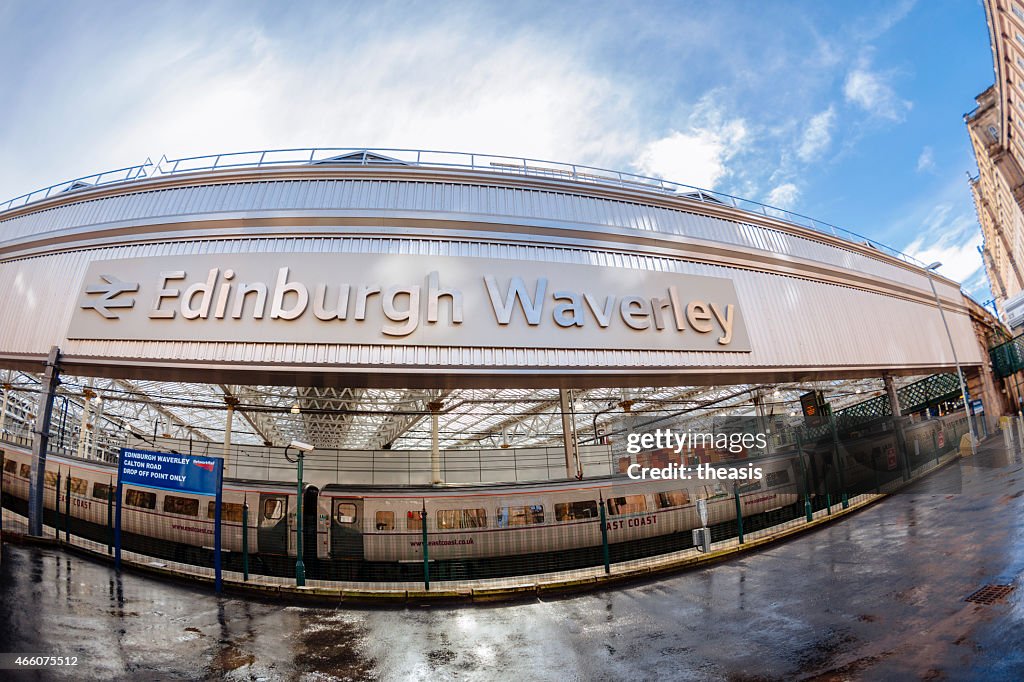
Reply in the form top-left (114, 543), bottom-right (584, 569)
top-left (599, 492), bottom-right (610, 573)
top-left (77, 386), bottom-right (94, 460)
top-left (884, 373), bottom-right (910, 480)
top-left (223, 397), bottom-right (237, 461)
top-left (796, 432), bottom-right (813, 522)
top-left (89, 397), bottom-right (104, 461)
top-left (28, 346), bottom-right (61, 537)
top-left (242, 496), bottom-right (249, 581)
top-left (421, 505), bottom-right (430, 590)
top-left (733, 483), bottom-right (744, 543)
top-left (559, 388), bottom-right (577, 479)
top-left (883, 374), bottom-right (902, 418)
top-left (753, 388), bottom-right (774, 455)
top-left (428, 401), bottom-right (443, 485)
top-left (924, 263), bottom-right (977, 456)
top-left (0, 382), bottom-right (10, 436)
top-left (295, 450), bottom-right (305, 587)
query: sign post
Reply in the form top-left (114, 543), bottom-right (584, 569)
top-left (114, 448), bottom-right (224, 593)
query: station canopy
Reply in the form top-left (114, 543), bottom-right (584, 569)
top-left (0, 371), bottom-right (926, 458)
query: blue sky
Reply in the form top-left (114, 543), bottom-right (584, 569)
top-left (0, 0), bottom-right (995, 298)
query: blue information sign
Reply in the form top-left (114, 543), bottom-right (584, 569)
top-left (114, 448), bottom-right (225, 593)
top-left (118, 448), bottom-right (221, 495)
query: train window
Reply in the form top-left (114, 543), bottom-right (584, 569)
top-left (125, 489), bottom-right (156, 510)
top-left (656, 490), bottom-right (690, 509)
top-left (495, 505), bottom-right (544, 527)
top-left (700, 483), bottom-right (727, 500)
top-left (335, 503), bottom-right (358, 524)
top-left (407, 510), bottom-right (423, 531)
top-left (607, 495), bottom-right (647, 515)
top-left (375, 511), bottom-right (395, 531)
top-left (554, 500), bottom-right (598, 521)
top-left (163, 495), bottom-right (199, 517)
top-left (207, 502), bottom-right (245, 523)
top-left (70, 477), bottom-right (89, 495)
top-left (437, 508), bottom-right (487, 529)
top-left (264, 498), bottom-right (285, 520)
top-left (765, 470), bottom-right (791, 487)
top-left (92, 482), bottom-right (112, 500)
top-left (44, 470), bottom-right (58, 489)
top-left (3, 459), bottom-right (16, 474)
top-left (19, 463), bottom-right (30, 478)
top-left (737, 480), bottom-right (761, 494)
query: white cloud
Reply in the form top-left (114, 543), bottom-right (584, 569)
top-left (797, 106), bottom-right (835, 162)
top-left (916, 146), bottom-right (935, 173)
top-left (766, 182), bottom-right (800, 209)
top-left (843, 61), bottom-right (911, 122)
top-left (903, 205), bottom-right (984, 285)
top-left (634, 98), bottom-right (748, 189)
top-left (635, 130), bottom-right (729, 189)
top-left (0, 13), bottom-right (645, 200)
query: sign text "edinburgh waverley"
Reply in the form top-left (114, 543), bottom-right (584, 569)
top-left (69, 254), bottom-right (751, 352)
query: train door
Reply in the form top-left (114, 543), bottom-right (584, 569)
top-left (330, 497), bottom-right (364, 560)
top-left (258, 493), bottom-right (289, 555)
top-left (302, 486), bottom-right (319, 567)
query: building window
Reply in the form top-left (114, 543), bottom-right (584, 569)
top-left (1016, 32), bottom-right (1024, 48)
top-left (1014, 5), bottom-right (1024, 22)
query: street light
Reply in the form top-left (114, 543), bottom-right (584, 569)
top-left (924, 262), bottom-right (978, 457)
top-left (284, 439), bottom-right (314, 586)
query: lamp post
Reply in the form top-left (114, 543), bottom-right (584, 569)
top-left (924, 262), bottom-right (978, 457)
top-left (284, 439), bottom-right (315, 587)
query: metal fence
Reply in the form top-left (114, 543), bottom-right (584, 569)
top-left (990, 332), bottom-right (1024, 378)
top-left (0, 146), bottom-right (925, 267)
top-left (0, 409), bottom-right (973, 591)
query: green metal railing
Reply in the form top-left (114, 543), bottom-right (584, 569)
top-left (803, 373), bottom-right (960, 440)
top-left (990, 333), bottom-right (1024, 378)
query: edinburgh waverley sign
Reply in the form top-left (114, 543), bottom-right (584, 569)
top-left (68, 254), bottom-right (751, 352)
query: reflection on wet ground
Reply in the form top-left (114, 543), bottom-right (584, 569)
top-left (1, 441), bottom-right (1022, 680)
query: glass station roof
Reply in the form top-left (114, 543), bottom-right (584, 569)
top-left (0, 370), bottom-right (911, 455)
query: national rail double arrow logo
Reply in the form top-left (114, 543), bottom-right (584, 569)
top-left (80, 275), bottom-right (139, 319)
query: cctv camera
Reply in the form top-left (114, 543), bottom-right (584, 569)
top-left (289, 440), bottom-right (314, 452)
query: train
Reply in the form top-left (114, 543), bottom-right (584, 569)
top-left (0, 413), bottom-right (961, 581)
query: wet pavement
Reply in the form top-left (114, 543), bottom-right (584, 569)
top-left (1, 441), bottom-right (1023, 680)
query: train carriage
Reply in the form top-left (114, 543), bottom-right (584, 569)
top-left (0, 414), bottom-right (962, 581)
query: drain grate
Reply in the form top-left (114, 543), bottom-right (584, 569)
top-left (965, 584), bottom-right (1015, 605)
